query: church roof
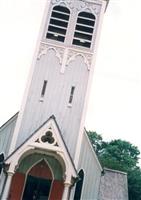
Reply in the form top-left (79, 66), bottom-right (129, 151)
top-left (0, 112), bottom-right (18, 131)
top-left (5, 115), bottom-right (78, 178)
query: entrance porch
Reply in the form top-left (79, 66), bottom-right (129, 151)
top-left (8, 153), bottom-right (64, 200)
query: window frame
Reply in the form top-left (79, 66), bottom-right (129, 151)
top-left (46, 5), bottom-right (70, 43)
top-left (74, 169), bottom-right (85, 200)
top-left (72, 11), bottom-right (96, 49)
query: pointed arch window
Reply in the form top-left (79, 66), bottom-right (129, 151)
top-left (46, 5), bottom-right (70, 42)
top-left (0, 153), bottom-right (4, 174)
top-left (73, 12), bottom-right (96, 48)
top-left (74, 169), bottom-right (84, 200)
top-left (22, 160), bottom-right (53, 200)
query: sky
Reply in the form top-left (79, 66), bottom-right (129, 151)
top-left (0, 0), bottom-right (141, 161)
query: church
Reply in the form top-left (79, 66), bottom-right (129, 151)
top-left (0, 0), bottom-right (128, 199)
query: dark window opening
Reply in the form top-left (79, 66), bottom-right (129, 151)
top-left (22, 175), bottom-right (52, 200)
top-left (53, 5), bottom-right (70, 14)
top-left (73, 39), bottom-right (91, 48)
top-left (51, 12), bottom-right (69, 21)
top-left (50, 19), bottom-right (68, 28)
top-left (48, 26), bottom-right (66, 35)
top-left (69, 86), bottom-right (75, 104)
top-left (41, 80), bottom-right (47, 97)
top-left (46, 33), bottom-right (65, 42)
top-left (46, 6), bottom-right (70, 43)
top-left (74, 32), bottom-right (92, 40)
top-left (73, 12), bottom-right (95, 48)
top-left (75, 25), bottom-right (93, 33)
top-left (0, 153), bottom-right (4, 174)
top-left (74, 170), bottom-right (84, 200)
top-left (79, 12), bottom-right (95, 20)
top-left (77, 18), bottom-right (95, 27)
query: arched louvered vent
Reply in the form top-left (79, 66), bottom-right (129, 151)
top-left (73, 12), bottom-right (96, 48)
top-left (46, 6), bottom-right (70, 42)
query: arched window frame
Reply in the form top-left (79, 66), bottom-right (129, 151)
top-left (74, 169), bottom-right (85, 200)
top-left (72, 11), bottom-right (96, 49)
top-left (22, 159), bottom-right (54, 200)
top-left (46, 5), bottom-right (70, 43)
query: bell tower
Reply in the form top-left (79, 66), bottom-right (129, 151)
top-left (9, 0), bottom-right (107, 163)
top-left (0, 1), bottom-right (111, 200)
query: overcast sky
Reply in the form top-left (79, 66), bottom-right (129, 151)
top-left (0, 0), bottom-right (141, 162)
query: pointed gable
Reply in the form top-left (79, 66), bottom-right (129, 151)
top-left (5, 115), bottom-right (77, 179)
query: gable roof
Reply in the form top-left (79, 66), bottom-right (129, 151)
top-left (0, 112), bottom-right (18, 132)
top-left (5, 115), bottom-right (77, 179)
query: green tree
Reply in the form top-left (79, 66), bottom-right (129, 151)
top-left (100, 139), bottom-right (140, 171)
top-left (128, 167), bottom-right (141, 200)
top-left (87, 131), bottom-right (103, 154)
top-left (87, 131), bottom-right (141, 200)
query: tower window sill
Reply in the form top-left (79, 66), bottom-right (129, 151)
top-left (68, 103), bottom-right (72, 108)
top-left (39, 98), bottom-right (44, 102)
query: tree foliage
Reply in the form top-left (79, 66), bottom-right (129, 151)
top-left (87, 131), bottom-right (141, 200)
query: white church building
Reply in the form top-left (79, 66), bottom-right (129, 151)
top-left (0, 0), bottom-right (128, 199)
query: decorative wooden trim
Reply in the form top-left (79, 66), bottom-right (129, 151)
top-left (37, 43), bottom-right (64, 65)
top-left (5, 118), bottom-right (77, 182)
top-left (51, 0), bottom-right (101, 15)
top-left (66, 50), bottom-right (93, 70)
top-left (38, 43), bottom-right (93, 71)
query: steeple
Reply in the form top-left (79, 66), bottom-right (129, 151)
top-left (9, 0), bottom-right (108, 164)
top-left (0, 1), bottom-right (118, 200)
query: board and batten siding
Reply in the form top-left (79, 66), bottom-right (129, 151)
top-left (16, 49), bottom-right (90, 159)
top-left (0, 113), bottom-right (18, 157)
top-left (9, 0), bottom-right (104, 160)
top-left (77, 131), bottom-right (102, 200)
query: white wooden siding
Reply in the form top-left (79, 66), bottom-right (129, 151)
top-left (77, 131), bottom-right (102, 200)
top-left (0, 114), bottom-right (18, 157)
top-left (16, 50), bottom-right (89, 158)
top-left (11, 0), bottom-right (103, 159)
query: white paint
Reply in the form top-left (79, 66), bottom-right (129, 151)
top-left (62, 183), bottom-right (72, 200)
top-left (0, 170), bottom-right (6, 196)
top-left (7, 0), bottom-right (51, 155)
top-left (5, 117), bottom-right (77, 179)
top-left (74, 0), bottom-right (106, 167)
top-left (0, 0), bottom-right (141, 164)
top-left (78, 132), bottom-right (102, 199)
top-left (1, 172), bottom-right (14, 200)
top-left (7, 1), bottom-right (101, 160)
top-left (0, 114), bottom-right (17, 156)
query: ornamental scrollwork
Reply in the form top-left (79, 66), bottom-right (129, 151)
top-left (66, 49), bottom-right (93, 70)
top-left (37, 43), bottom-right (65, 65)
top-left (41, 131), bottom-right (55, 144)
top-left (83, 2), bottom-right (101, 15)
top-left (36, 130), bottom-right (58, 146)
top-left (51, 0), bottom-right (73, 10)
top-left (51, 0), bottom-right (101, 15)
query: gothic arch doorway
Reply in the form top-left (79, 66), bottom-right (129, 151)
top-left (8, 153), bottom-right (64, 200)
top-left (22, 160), bottom-right (53, 200)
